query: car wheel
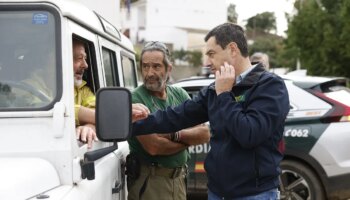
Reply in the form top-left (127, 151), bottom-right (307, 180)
top-left (279, 160), bottom-right (326, 200)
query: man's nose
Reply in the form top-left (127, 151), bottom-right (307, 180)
top-left (204, 58), bottom-right (212, 67)
top-left (82, 59), bottom-right (88, 69)
top-left (146, 66), bottom-right (156, 75)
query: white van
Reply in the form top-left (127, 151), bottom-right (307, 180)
top-left (0, 0), bottom-right (137, 199)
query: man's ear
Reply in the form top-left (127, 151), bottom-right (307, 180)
top-left (166, 64), bottom-right (173, 83)
top-left (168, 64), bottom-right (173, 73)
top-left (227, 42), bottom-right (239, 56)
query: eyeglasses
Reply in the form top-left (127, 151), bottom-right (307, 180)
top-left (144, 41), bottom-right (170, 56)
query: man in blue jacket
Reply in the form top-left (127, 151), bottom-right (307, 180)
top-left (132, 23), bottom-right (289, 199)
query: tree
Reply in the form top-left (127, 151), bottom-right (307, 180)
top-left (244, 12), bottom-right (295, 70)
top-left (249, 37), bottom-right (280, 68)
top-left (173, 49), bottom-right (203, 68)
top-left (187, 51), bottom-right (203, 67)
top-left (286, 0), bottom-right (350, 77)
top-left (248, 33), bottom-right (297, 70)
top-left (173, 48), bottom-right (187, 61)
top-left (246, 12), bottom-right (276, 33)
top-left (227, 4), bottom-right (238, 23)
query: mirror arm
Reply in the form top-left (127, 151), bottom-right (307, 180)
top-left (84, 143), bottom-right (118, 161)
top-left (81, 142), bottom-right (118, 180)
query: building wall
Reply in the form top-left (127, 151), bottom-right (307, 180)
top-left (120, 0), bottom-right (227, 51)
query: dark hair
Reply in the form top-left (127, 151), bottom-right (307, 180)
top-left (204, 23), bottom-right (249, 57)
top-left (140, 41), bottom-right (171, 70)
top-left (73, 38), bottom-right (83, 46)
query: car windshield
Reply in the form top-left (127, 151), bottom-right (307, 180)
top-left (0, 10), bottom-right (57, 109)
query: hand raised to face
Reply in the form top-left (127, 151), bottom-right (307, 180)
top-left (215, 62), bottom-right (235, 96)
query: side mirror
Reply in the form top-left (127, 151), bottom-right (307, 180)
top-left (96, 87), bottom-right (131, 142)
top-left (81, 87), bottom-right (131, 180)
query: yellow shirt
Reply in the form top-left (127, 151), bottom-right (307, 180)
top-left (74, 80), bottom-right (95, 125)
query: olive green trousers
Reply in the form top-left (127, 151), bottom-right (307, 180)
top-left (127, 164), bottom-right (187, 200)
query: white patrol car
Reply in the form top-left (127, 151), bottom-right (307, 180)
top-left (173, 74), bottom-right (350, 200)
top-left (0, 0), bottom-right (137, 199)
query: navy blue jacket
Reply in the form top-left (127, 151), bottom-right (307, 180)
top-left (132, 64), bottom-right (290, 198)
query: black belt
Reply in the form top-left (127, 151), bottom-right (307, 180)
top-left (140, 163), bottom-right (186, 179)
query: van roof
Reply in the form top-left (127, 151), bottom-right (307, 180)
top-left (1, 0), bottom-right (134, 52)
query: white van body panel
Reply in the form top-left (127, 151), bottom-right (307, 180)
top-left (0, 0), bottom-right (135, 199)
top-left (0, 158), bottom-right (60, 200)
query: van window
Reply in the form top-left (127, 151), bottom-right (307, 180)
top-left (73, 36), bottom-right (99, 93)
top-left (0, 9), bottom-right (60, 110)
top-left (84, 45), bottom-right (99, 92)
top-left (121, 54), bottom-right (137, 90)
top-left (102, 47), bottom-right (118, 87)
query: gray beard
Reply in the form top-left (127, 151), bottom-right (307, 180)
top-left (74, 78), bottom-right (83, 87)
top-left (144, 82), bottom-right (163, 92)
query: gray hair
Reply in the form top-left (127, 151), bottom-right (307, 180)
top-left (140, 41), bottom-right (172, 69)
top-left (250, 52), bottom-right (270, 69)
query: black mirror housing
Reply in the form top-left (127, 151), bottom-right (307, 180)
top-left (96, 87), bottom-right (132, 142)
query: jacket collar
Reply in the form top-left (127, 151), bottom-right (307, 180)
top-left (238, 63), bottom-right (266, 86)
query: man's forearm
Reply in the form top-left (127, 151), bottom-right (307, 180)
top-left (177, 124), bottom-right (210, 146)
top-left (137, 134), bottom-right (188, 156)
top-left (78, 106), bottom-right (95, 125)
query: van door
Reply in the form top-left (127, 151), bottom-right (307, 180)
top-left (0, 4), bottom-right (74, 199)
top-left (65, 20), bottom-right (125, 200)
top-left (98, 36), bottom-right (133, 199)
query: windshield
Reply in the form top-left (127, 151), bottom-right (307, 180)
top-left (0, 9), bottom-right (58, 109)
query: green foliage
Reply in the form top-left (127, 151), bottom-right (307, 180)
top-left (248, 36), bottom-right (296, 70)
top-left (245, 12), bottom-right (295, 70)
top-left (227, 4), bottom-right (238, 23)
top-left (246, 12), bottom-right (276, 33)
top-left (172, 48), bottom-right (187, 61)
top-left (249, 37), bottom-right (279, 68)
top-left (286, 0), bottom-right (350, 77)
top-left (187, 51), bottom-right (203, 67)
top-left (173, 49), bottom-right (203, 67)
